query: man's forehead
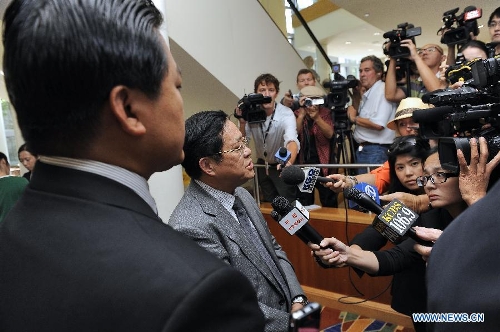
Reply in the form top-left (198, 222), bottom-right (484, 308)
top-left (258, 82), bottom-right (275, 89)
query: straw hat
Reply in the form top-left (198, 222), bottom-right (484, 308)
top-left (387, 97), bottom-right (429, 130)
top-left (300, 85), bottom-right (325, 98)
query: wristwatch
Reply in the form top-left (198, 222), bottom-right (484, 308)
top-left (291, 295), bottom-right (309, 306)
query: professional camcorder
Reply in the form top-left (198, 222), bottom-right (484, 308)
top-left (437, 6), bottom-right (482, 46)
top-left (383, 22), bottom-right (422, 59)
top-left (234, 93), bottom-right (271, 123)
top-left (323, 73), bottom-right (358, 133)
top-left (413, 56), bottom-right (500, 173)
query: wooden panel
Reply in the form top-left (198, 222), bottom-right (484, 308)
top-left (261, 203), bottom-right (395, 305)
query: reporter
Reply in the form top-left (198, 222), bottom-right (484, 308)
top-left (422, 136), bottom-right (500, 332)
top-left (310, 147), bottom-right (466, 332)
top-left (325, 98), bottom-right (432, 213)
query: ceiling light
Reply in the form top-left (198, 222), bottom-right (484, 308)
top-left (364, 13), bottom-right (370, 17)
top-left (374, 32), bottom-right (380, 36)
top-left (345, 41), bottom-right (352, 45)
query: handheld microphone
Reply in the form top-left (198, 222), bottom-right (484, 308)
top-left (347, 183), bottom-right (380, 210)
top-left (344, 188), bottom-right (433, 246)
top-left (271, 196), bottom-right (325, 245)
top-left (274, 147), bottom-right (291, 167)
top-left (281, 165), bottom-right (336, 193)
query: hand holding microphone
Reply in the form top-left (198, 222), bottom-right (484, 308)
top-left (280, 165), bottom-right (337, 193)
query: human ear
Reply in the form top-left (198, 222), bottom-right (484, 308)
top-left (108, 86), bottom-right (147, 136)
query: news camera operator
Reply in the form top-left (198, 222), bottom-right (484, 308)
top-left (281, 69), bottom-right (321, 111)
top-left (385, 40), bottom-right (448, 103)
top-left (294, 85), bottom-right (338, 207)
top-left (235, 73), bottom-right (300, 203)
top-left (309, 146), bottom-right (474, 332)
top-left (350, 55), bottom-right (397, 174)
top-left (441, 40), bottom-right (488, 89)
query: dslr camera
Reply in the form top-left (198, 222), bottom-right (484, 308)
top-left (437, 6), bottom-right (482, 46)
top-left (234, 93), bottom-right (271, 123)
top-left (413, 56), bottom-right (500, 173)
top-left (383, 22), bottom-right (422, 59)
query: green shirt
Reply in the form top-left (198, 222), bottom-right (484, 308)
top-left (0, 176), bottom-right (28, 224)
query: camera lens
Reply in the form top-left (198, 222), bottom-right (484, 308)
top-left (304, 98), bottom-right (312, 107)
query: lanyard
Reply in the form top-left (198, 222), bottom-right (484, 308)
top-left (260, 103), bottom-right (276, 158)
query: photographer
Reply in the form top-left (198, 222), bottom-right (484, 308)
top-left (236, 73), bottom-right (300, 203)
top-left (351, 55), bottom-right (397, 174)
top-left (385, 40), bottom-right (447, 103)
top-left (281, 69), bottom-right (320, 111)
top-left (294, 86), bottom-right (337, 207)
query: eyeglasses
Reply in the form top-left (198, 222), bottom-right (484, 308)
top-left (417, 47), bottom-right (442, 55)
top-left (416, 171), bottom-right (458, 187)
top-left (488, 21), bottom-right (500, 28)
top-left (217, 137), bottom-right (249, 157)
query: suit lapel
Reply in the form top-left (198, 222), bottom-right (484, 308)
top-left (187, 183), bottom-right (289, 298)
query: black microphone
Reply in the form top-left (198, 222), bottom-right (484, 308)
top-left (281, 165), bottom-right (336, 193)
top-left (344, 188), bottom-right (433, 246)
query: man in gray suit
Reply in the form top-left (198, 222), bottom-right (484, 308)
top-left (170, 110), bottom-right (307, 332)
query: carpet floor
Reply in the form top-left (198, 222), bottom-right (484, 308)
top-left (319, 307), bottom-right (415, 332)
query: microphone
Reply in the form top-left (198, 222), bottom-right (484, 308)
top-left (344, 188), bottom-right (433, 246)
top-left (347, 183), bottom-right (380, 210)
top-left (281, 165), bottom-right (336, 193)
top-left (274, 147), bottom-right (291, 167)
top-left (271, 196), bottom-right (347, 269)
top-left (271, 196), bottom-right (325, 246)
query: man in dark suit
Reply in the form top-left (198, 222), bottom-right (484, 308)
top-left (169, 110), bottom-right (307, 332)
top-left (0, 1), bottom-right (265, 331)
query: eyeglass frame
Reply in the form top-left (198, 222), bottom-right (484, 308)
top-left (416, 171), bottom-right (458, 187)
top-left (417, 47), bottom-right (443, 55)
top-left (216, 137), bottom-right (249, 156)
top-left (488, 20), bottom-right (500, 28)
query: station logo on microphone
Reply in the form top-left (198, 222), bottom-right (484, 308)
top-left (374, 199), bottom-right (419, 243)
top-left (279, 201), bottom-right (310, 235)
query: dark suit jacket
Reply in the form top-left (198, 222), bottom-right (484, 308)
top-left (0, 162), bottom-right (265, 332)
top-left (169, 181), bottom-right (304, 332)
top-left (426, 180), bottom-right (500, 332)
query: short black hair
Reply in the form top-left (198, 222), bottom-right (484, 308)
top-left (3, 0), bottom-right (166, 157)
top-left (182, 110), bottom-right (229, 179)
top-left (387, 136), bottom-right (430, 194)
top-left (0, 152), bottom-right (8, 166)
top-left (488, 7), bottom-right (500, 25)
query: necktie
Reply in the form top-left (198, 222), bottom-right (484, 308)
top-left (232, 196), bottom-right (289, 295)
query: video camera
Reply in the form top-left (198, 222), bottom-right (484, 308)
top-left (234, 93), bottom-right (271, 123)
top-left (413, 56), bottom-right (500, 173)
top-left (323, 69), bottom-right (358, 132)
top-left (383, 22), bottom-right (422, 59)
top-left (437, 6), bottom-right (482, 46)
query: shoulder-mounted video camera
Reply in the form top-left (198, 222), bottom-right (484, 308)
top-left (383, 22), bottom-right (422, 59)
top-left (234, 93), bottom-right (271, 123)
top-left (323, 72), bottom-right (358, 132)
top-left (437, 6), bottom-right (482, 46)
top-left (413, 56), bottom-right (500, 173)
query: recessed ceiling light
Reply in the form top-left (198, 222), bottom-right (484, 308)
top-left (345, 41), bottom-right (352, 45)
top-left (364, 13), bottom-right (370, 17)
top-left (374, 32), bottom-right (380, 36)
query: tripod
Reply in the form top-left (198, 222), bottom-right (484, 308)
top-left (333, 114), bottom-right (357, 176)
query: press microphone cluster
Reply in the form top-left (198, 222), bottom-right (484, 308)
top-left (344, 187), bottom-right (433, 247)
top-left (281, 165), bottom-right (336, 193)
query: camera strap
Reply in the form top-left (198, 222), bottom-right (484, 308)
top-left (261, 104), bottom-right (276, 175)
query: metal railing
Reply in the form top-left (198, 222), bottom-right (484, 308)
top-left (251, 163), bottom-right (382, 206)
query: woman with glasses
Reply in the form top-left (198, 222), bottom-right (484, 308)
top-left (308, 145), bottom-right (475, 332)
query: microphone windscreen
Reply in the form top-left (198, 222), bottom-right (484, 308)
top-left (281, 166), bottom-right (305, 185)
top-left (271, 196), bottom-right (293, 215)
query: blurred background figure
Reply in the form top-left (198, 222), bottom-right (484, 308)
top-left (0, 152), bottom-right (28, 224)
top-left (17, 143), bottom-right (38, 181)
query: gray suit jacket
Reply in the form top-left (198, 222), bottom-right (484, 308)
top-left (169, 181), bottom-right (304, 332)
